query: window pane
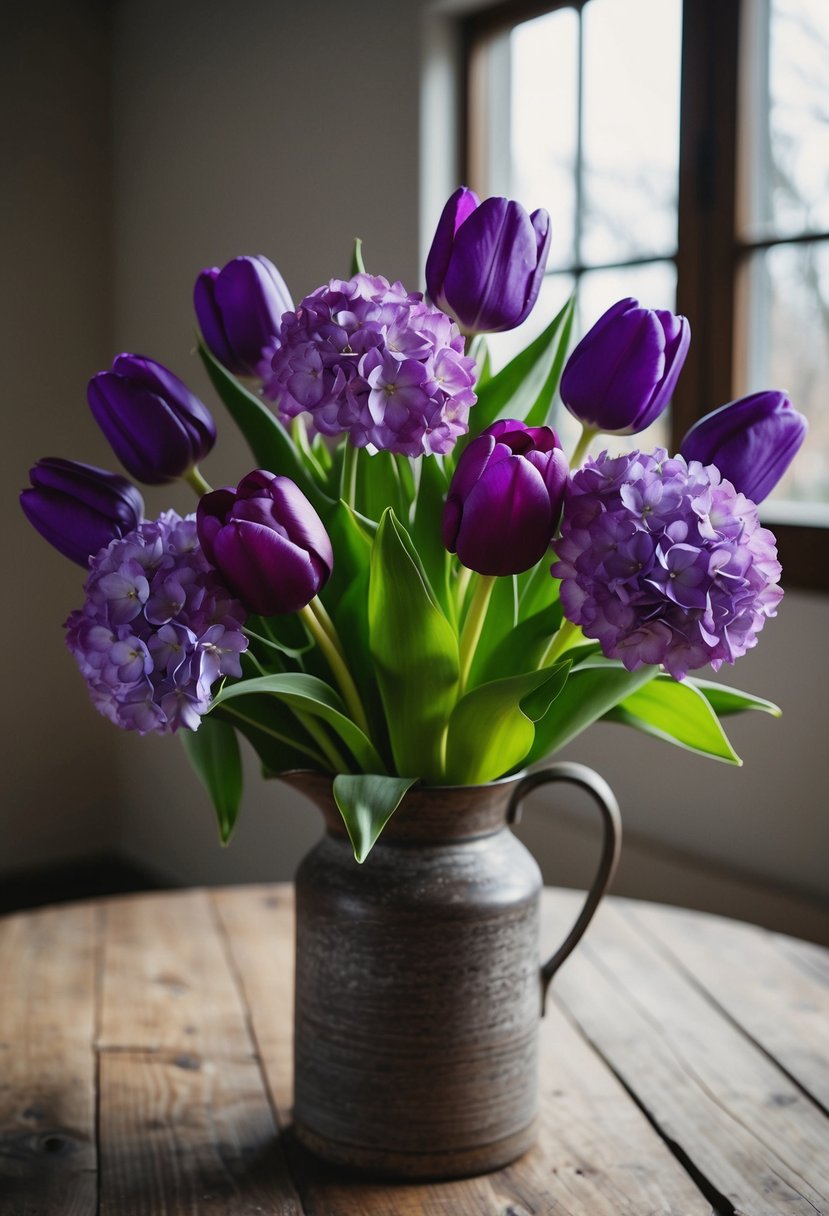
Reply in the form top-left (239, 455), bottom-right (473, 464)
top-left (510, 8), bottom-right (579, 270)
top-left (740, 0), bottom-right (829, 241)
top-left (483, 272), bottom-right (575, 374)
top-left (581, 0), bottom-right (681, 265)
top-left (737, 241), bottom-right (829, 515)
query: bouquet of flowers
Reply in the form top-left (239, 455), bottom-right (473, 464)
top-left (21, 188), bottom-right (806, 860)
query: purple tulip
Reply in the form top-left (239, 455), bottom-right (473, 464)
top-left (443, 419), bottom-right (568, 575)
top-left (20, 457), bottom-right (145, 566)
top-left (194, 255), bottom-right (293, 378)
top-left (425, 187), bottom-right (551, 334)
top-left (679, 390), bottom-right (807, 504)
top-left (197, 470), bottom-right (333, 615)
top-left (560, 298), bottom-right (690, 435)
top-left (88, 354), bottom-right (216, 484)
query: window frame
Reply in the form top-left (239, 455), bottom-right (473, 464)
top-left (460, 0), bottom-right (828, 591)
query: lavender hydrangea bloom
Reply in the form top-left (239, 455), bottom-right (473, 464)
top-left (65, 510), bottom-right (248, 735)
top-left (552, 449), bottom-right (783, 680)
top-left (264, 273), bottom-right (477, 457)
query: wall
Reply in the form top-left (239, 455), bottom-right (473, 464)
top-left (5, 0), bottom-right (827, 937)
top-left (2, 0), bottom-right (122, 875)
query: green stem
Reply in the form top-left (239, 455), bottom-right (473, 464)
top-left (295, 710), bottom-right (350, 773)
top-left (457, 573), bottom-right (496, 695)
top-left (340, 443), bottom-right (359, 510)
top-left (538, 617), bottom-right (580, 669)
top-left (300, 599), bottom-right (371, 737)
top-left (184, 465), bottom-right (212, 496)
top-left (219, 704), bottom-right (326, 768)
top-left (455, 565), bottom-right (473, 619)
top-left (570, 424), bottom-right (599, 470)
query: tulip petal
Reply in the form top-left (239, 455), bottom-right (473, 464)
top-left (214, 256), bottom-right (290, 374)
top-left (89, 374), bottom-right (196, 484)
top-left (425, 186), bottom-right (480, 308)
top-left (561, 305), bottom-right (667, 433)
top-left (445, 198), bottom-right (544, 332)
top-left (213, 520), bottom-right (320, 615)
top-left (111, 354), bottom-right (216, 452)
top-left (456, 457), bottom-right (554, 575)
top-left (236, 472), bottom-right (334, 574)
top-left (194, 268), bottom-right (239, 373)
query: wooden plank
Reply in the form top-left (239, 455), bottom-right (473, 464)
top-left (211, 885), bottom-right (295, 1121)
top-left (217, 884), bottom-right (709, 1214)
top-left (98, 889), bottom-right (253, 1057)
top-left (547, 891), bottom-right (829, 1216)
top-left (98, 1049), bottom-right (302, 1214)
top-left (628, 900), bottom-right (829, 1110)
top-left (0, 904), bottom-right (98, 1215)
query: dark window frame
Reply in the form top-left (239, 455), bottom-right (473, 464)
top-left (460, 0), bottom-right (827, 591)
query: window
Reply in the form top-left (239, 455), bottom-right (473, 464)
top-left (461, 0), bottom-right (829, 589)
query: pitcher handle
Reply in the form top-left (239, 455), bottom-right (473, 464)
top-left (507, 762), bottom-right (621, 1014)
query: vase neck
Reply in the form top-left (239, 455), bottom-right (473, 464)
top-left (280, 771), bottom-right (521, 845)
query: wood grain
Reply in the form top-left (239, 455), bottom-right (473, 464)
top-left (98, 889), bottom-right (253, 1057)
top-left (211, 885), bottom-right (296, 1121)
top-left (3, 884), bottom-right (828, 1214)
top-left (98, 1049), bottom-right (301, 1215)
top-left (0, 903), bottom-right (98, 1215)
top-left (549, 891), bottom-right (829, 1215)
top-left (628, 900), bottom-right (829, 1110)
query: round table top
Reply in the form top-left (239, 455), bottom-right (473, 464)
top-left (1, 884), bottom-right (827, 1214)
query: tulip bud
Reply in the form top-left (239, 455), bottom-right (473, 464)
top-left (561, 297), bottom-right (690, 435)
top-left (197, 470), bottom-right (333, 615)
top-left (679, 390), bottom-right (807, 503)
top-left (88, 354), bottom-right (216, 485)
top-left (20, 457), bottom-right (144, 566)
top-left (426, 187), bottom-right (551, 334)
top-left (194, 255), bottom-right (293, 378)
top-left (443, 419), bottom-right (568, 575)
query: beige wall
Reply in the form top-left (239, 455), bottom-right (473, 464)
top-left (5, 0), bottom-right (827, 936)
top-left (2, 1), bottom-right (121, 873)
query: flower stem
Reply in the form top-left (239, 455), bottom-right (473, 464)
top-left (340, 443), bottom-right (359, 510)
top-left (455, 565), bottom-right (473, 619)
top-left (219, 704), bottom-right (327, 768)
top-left (184, 465), bottom-right (212, 496)
top-left (538, 617), bottom-right (580, 669)
top-left (457, 573), bottom-right (495, 695)
top-left (295, 710), bottom-right (350, 773)
top-left (300, 598), bottom-right (372, 738)
top-left (570, 425), bottom-right (599, 470)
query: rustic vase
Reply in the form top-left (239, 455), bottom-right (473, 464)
top-left (286, 763), bottom-right (621, 1180)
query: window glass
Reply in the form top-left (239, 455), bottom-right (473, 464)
top-left (741, 0), bottom-right (829, 240)
top-left (511, 8), bottom-right (579, 271)
top-left (738, 242), bottom-right (829, 515)
top-left (581, 0), bottom-right (682, 264)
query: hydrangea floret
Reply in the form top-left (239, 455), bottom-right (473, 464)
top-left (64, 511), bottom-right (248, 734)
top-left (265, 272), bottom-right (477, 457)
top-left (552, 449), bottom-right (783, 680)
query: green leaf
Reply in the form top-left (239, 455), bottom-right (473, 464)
top-left (444, 662), bottom-right (570, 785)
top-left (321, 499), bottom-right (373, 612)
top-left (468, 334), bottom-right (492, 388)
top-left (211, 672), bottom-right (386, 774)
top-left (212, 698), bottom-right (325, 776)
top-left (603, 675), bottom-right (743, 764)
top-left (197, 340), bottom-right (332, 513)
top-left (351, 237), bottom-right (366, 275)
top-left (180, 716), bottom-right (243, 843)
top-left (478, 600), bottom-right (563, 684)
top-left (461, 294), bottom-right (577, 446)
top-left (409, 455), bottom-right (452, 619)
top-left (333, 773), bottom-right (418, 862)
top-left (357, 449), bottom-right (408, 524)
top-left (518, 564), bottom-right (562, 618)
top-left (685, 677), bottom-right (782, 718)
top-left (523, 294), bottom-right (576, 428)
top-left (369, 510), bottom-right (459, 780)
top-left (524, 659), bottom-right (659, 766)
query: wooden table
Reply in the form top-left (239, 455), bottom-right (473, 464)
top-left (1, 884), bottom-right (827, 1214)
